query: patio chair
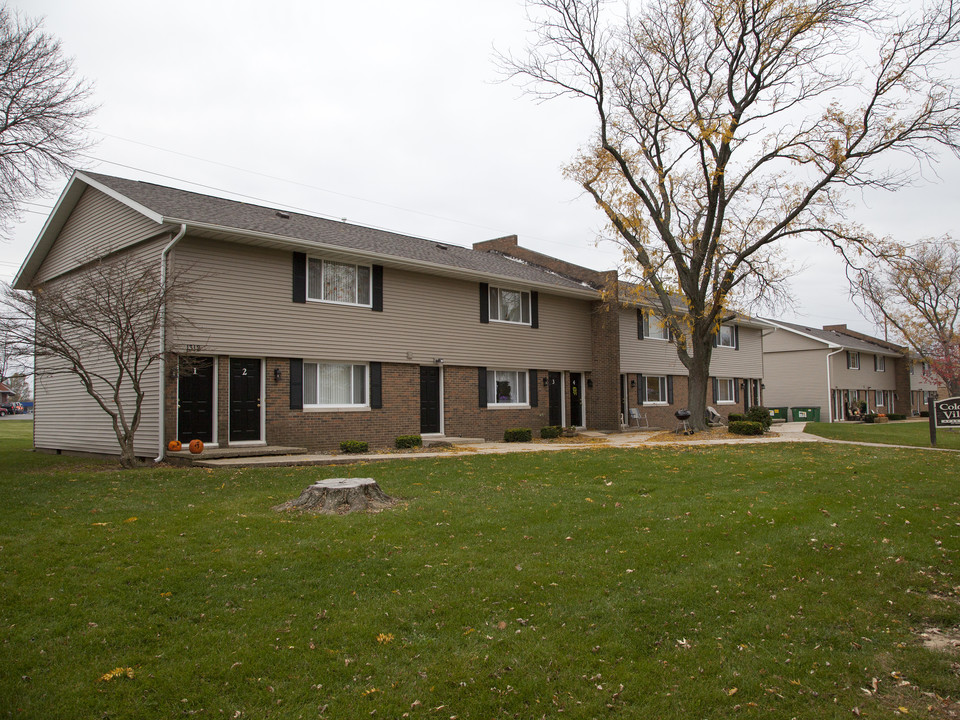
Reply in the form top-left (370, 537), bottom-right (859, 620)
top-left (706, 406), bottom-right (726, 426)
top-left (628, 408), bottom-right (649, 428)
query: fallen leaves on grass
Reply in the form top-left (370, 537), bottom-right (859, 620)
top-left (98, 667), bottom-right (133, 682)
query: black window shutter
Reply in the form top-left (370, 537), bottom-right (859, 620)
top-left (637, 374), bottom-right (644, 405)
top-left (479, 283), bottom-right (489, 323)
top-left (372, 265), bottom-right (383, 312)
top-left (289, 358), bottom-right (303, 409)
top-left (667, 376), bottom-right (675, 404)
top-left (735, 378), bottom-right (741, 405)
top-left (529, 370), bottom-right (538, 406)
top-left (734, 326), bottom-right (740, 350)
top-left (712, 377), bottom-right (719, 403)
top-left (712, 332), bottom-right (718, 348)
top-left (637, 309), bottom-right (644, 339)
top-left (292, 252), bottom-right (306, 303)
top-left (478, 367), bottom-right (488, 408)
top-left (531, 292), bottom-right (539, 329)
top-left (369, 362), bottom-right (382, 408)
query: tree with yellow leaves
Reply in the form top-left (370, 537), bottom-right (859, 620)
top-left (502, 0), bottom-right (960, 429)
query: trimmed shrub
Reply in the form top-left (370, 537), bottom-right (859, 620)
top-left (540, 425), bottom-right (562, 439)
top-left (887, 413), bottom-right (907, 421)
top-left (395, 434), bottom-right (422, 449)
top-left (861, 413), bottom-right (878, 423)
top-left (729, 420), bottom-right (763, 436)
top-left (728, 413), bottom-right (745, 422)
top-left (504, 428), bottom-right (533, 442)
top-left (339, 440), bottom-right (369, 454)
top-left (920, 410), bottom-right (930, 417)
top-left (746, 405), bottom-right (773, 430)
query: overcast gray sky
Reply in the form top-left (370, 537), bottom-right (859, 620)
top-left (5, 0), bottom-right (959, 336)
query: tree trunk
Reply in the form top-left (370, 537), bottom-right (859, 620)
top-left (274, 478), bottom-right (394, 514)
top-left (685, 331), bottom-right (715, 432)
top-left (118, 436), bottom-right (139, 469)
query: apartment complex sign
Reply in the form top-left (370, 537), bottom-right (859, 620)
top-left (934, 397), bottom-right (960, 428)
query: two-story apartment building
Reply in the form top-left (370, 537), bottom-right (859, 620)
top-left (761, 320), bottom-right (910, 421)
top-left (15, 172), bottom-right (770, 460)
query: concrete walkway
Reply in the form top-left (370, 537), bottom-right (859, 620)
top-left (191, 421), bottom-right (826, 468)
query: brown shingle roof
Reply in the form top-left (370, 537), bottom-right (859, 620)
top-left (84, 173), bottom-right (594, 294)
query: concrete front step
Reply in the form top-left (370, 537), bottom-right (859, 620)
top-left (422, 436), bottom-right (485, 447)
top-left (166, 445), bottom-right (308, 465)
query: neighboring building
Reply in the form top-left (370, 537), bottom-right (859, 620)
top-left (15, 171), bottom-right (770, 460)
top-left (908, 356), bottom-right (945, 414)
top-left (761, 320), bottom-right (910, 421)
top-left (0, 381), bottom-right (14, 404)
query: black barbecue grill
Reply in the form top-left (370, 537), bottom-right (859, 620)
top-left (674, 408), bottom-right (693, 435)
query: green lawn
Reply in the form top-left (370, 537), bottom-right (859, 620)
top-left (1, 421), bottom-right (958, 719)
top-left (804, 419), bottom-right (960, 450)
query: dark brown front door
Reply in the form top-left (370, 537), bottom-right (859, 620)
top-left (178, 356), bottom-right (214, 443)
top-left (420, 366), bottom-right (441, 434)
top-left (230, 358), bottom-right (261, 442)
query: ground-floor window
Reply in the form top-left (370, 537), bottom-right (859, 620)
top-left (716, 377), bottom-right (736, 404)
top-left (304, 362), bottom-right (367, 407)
top-left (487, 369), bottom-right (528, 406)
top-left (875, 389), bottom-right (889, 408)
top-left (644, 375), bottom-right (668, 404)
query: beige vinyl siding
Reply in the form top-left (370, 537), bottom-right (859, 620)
top-left (34, 353), bottom-right (161, 457)
top-left (33, 187), bottom-right (164, 284)
top-left (619, 309), bottom-right (764, 376)
top-left (762, 348), bottom-right (829, 408)
top-left (169, 238), bottom-right (594, 368)
top-left (764, 328), bottom-right (826, 352)
top-left (32, 237), bottom-right (167, 457)
top-left (710, 326), bottom-right (764, 377)
top-left (830, 353), bottom-right (897, 391)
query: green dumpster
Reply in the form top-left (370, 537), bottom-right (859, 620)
top-left (769, 406), bottom-right (789, 420)
top-left (791, 406), bottom-right (821, 422)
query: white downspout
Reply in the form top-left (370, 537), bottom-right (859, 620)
top-left (154, 224), bottom-right (188, 462)
top-left (825, 347), bottom-right (844, 423)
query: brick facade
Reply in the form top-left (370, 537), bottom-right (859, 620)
top-left (166, 357), bottom-right (564, 452)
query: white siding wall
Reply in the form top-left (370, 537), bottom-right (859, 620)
top-left (169, 237), bottom-right (594, 369)
top-left (830, 353), bottom-right (897, 391)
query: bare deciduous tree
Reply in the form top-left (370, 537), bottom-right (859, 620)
top-left (0, 4), bottom-right (95, 236)
top-left (1, 255), bottom-right (196, 468)
top-left (502, 0), bottom-right (960, 429)
top-left (852, 236), bottom-right (960, 395)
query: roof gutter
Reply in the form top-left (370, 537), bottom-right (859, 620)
top-left (154, 224), bottom-right (188, 463)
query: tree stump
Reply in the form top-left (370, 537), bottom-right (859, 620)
top-left (273, 478), bottom-right (394, 514)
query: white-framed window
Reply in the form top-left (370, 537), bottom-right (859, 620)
top-left (303, 362), bottom-right (368, 407)
top-left (487, 369), bottom-right (528, 405)
top-left (874, 355), bottom-right (886, 372)
top-left (307, 257), bottom-right (372, 306)
top-left (847, 351), bottom-right (860, 370)
top-left (875, 389), bottom-right (887, 407)
top-left (644, 375), bottom-right (668, 404)
top-left (718, 325), bottom-right (736, 348)
top-left (716, 377), bottom-right (736, 404)
top-left (643, 314), bottom-right (670, 340)
top-left (489, 287), bottom-right (531, 325)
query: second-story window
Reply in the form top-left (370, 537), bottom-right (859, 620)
top-left (874, 355), bottom-right (886, 372)
top-left (718, 325), bottom-right (736, 348)
top-left (847, 351), bottom-right (860, 370)
top-left (489, 287), bottom-right (531, 325)
top-left (643, 314), bottom-right (670, 340)
top-left (307, 258), bottom-right (371, 306)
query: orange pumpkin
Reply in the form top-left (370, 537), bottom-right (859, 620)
top-left (189, 439), bottom-right (204, 454)
top-left (168, 440), bottom-right (182, 452)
